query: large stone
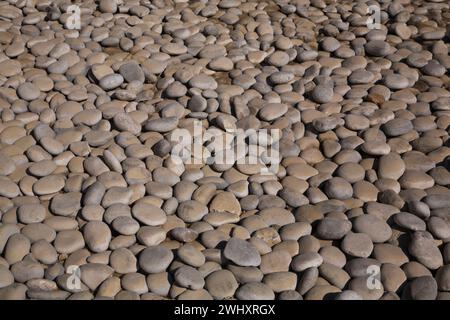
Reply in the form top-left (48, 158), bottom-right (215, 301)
top-left (224, 238), bottom-right (261, 267)
top-left (139, 246), bottom-right (174, 274)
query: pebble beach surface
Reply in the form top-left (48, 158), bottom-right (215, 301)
top-left (0, 0), bottom-right (449, 300)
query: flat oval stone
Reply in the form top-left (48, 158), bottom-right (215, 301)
top-left (436, 265), bottom-right (450, 291)
top-left (0, 153), bottom-right (15, 175)
top-left (311, 85), bottom-right (334, 104)
top-left (405, 276), bottom-right (438, 300)
top-left (235, 282), bottom-right (275, 300)
top-left (383, 118), bottom-right (413, 136)
top-left (0, 179), bottom-right (20, 198)
top-left (365, 40), bottom-right (391, 56)
top-left (394, 212), bottom-right (426, 231)
top-left (0, 266), bottom-right (14, 288)
top-left (177, 243), bottom-right (205, 267)
top-left (399, 170), bottom-right (434, 189)
top-left (53, 230), bottom-right (85, 254)
top-left (208, 57), bottom-right (233, 71)
top-left (139, 246), bottom-right (174, 274)
top-left (384, 74), bottom-right (410, 90)
top-left (209, 192), bottom-right (241, 214)
top-left (189, 74), bottom-right (217, 90)
top-left (119, 61), bottom-right (144, 83)
top-left (174, 266), bottom-right (205, 290)
top-left (373, 243), bottom-right (409, 266)
top-left (145, 117), bottom-right (179, 133)
top-left (224, 237), bottom-right (261, 267)
top-left (10, 259), bottom-right (44, 283)
top-left (17, 82), bottom-right (40, 101)
top-left (79, 263), bottom-right (114, 291)
top-left (113, 112), bottom-right (141, 135)
top-left (291, 252), bottom-right (323, 272)
top-left (424, 194), bottom-right (450, 210)
top-left (132, 202), bottom-right (167, 226)
top-left (111, 216), bottom-right (139, 235)
top-left (28, 160), bottom-right (57, 177)
top-left (33, 175), bottom-right (65, 195)
top-left (83, 221), bottom-right (111, 253)
top-left (99, 74), bottom-right (124, 90)
top-left (324, 177), bottom-right (353, 200)
top-left (0, 59), bottom-right (22, 77)
top-left (50, 192), bottom-right (81, 216)
top-left (409, 231), bottom-right (443, 270)
top-left (378, 153), bottom-right (405, 180)
top-left (353, 214), bottom-right (392, 243)
top-left (17, 204), bottom-right (46, 224)
top-left (341, 232), bottom-right (373, 258)
top-left (109, 248), bottom-right (137, 274)
top-left (259, 103), bottom-right (288, 121)
top-left (205, 269), bottom-right (239, 299)
top-left (268, 51), bottom-right (290, 67)
top-left (258, 208), bottom-right (295, 226)
top-left (177, 200), bottom-right (208, 223)
top-left (316, 218), bottom-right (352, 240)
top-left (199, 45), bottom-right (227, 59)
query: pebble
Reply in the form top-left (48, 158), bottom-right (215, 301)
top-left (205, 270), bottom-right (238, 299)
top-left (316, 218), bottom-right (352, 240)
top-left (365, 40), bottom-right (391, 56)
top-left (119, 61), bottom-right (144, 83)
top-left (324, 178), bottom-right (353, 200)
top-left (99, 74), bottom-right (124, 91)
top-left (109, 248), bottom-right (137, 274)
top-left (17, 83), bottom-right (40, 101)
top-left (405, 276), bottom-right (438, 300)
top-left (174, 266), bottom-right (205, 290)
top-left (311, 85), bottom-right (334, 104)
top-left (50, 192), bottom-right (81, 216)
top-left (335, 290), bottom-right (363, 300)
top-left (341, 233), bottom-right (373, 258)
top-left (235, 282), bottom-right (275, 300)
top-left (0, 179), bottom-right (20, 198)
top-left (291, 252), bottom-right (323, 272)
top-left (394, 213), bottom-right (426, 231)
top-left (224, 238), bottom-right (261, 267)
top-left (409, 232), bottom-right (443, 270)
top-left (80, 264), bottom-right (114, 291)
top-left (353, 214), bottom-right (393, 243)
top-left (260, 251), bottom-right (292, 274)
top-left (17, 204), bottom-right (46, 224)
top-left (83, 221), bottom-right (112, 253)
top-left (373, 244), bottom-right (409, 266)
top-left (132, 202), bottom-right (167, 226)
top-left (0, 266), bottom-right (14, 288)
top-left (209, 192), bottom-right (241, 215)
top-left (177, 201), bottom-right (208, 223)
top-left (377, 153), bottom-right (406, 180)
top-left (436, 265), bottom-right (450, 291)
top-left (383, 119), bottom-right (414, 137)
top-left (177, 244), bottom-right (205, 267)
top-left (139, 246), bottom-right (173, 274)
top-left (54, 230), bottom-right (85, 254)
top-left (33, 176), bottom-right (65, 195)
